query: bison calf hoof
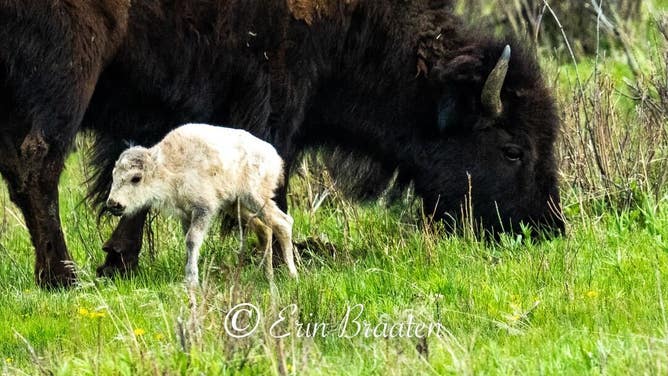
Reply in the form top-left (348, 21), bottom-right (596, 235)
top-left (184, 275), bottom-right (199, 288)
top-left (36, 264), bottom-right (77, 290)
top-left (96, 251), bottom-right (139, 278)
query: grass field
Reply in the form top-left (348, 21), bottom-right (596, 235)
top-left (2, 3), bottom-right (668, 375)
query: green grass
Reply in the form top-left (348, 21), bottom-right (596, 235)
top-left (1, 147), bottom-right (668, 375)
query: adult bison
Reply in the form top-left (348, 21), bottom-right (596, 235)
top-left (0, 0), bottom-right (563, 288)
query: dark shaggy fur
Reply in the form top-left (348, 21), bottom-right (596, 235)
top-left (0, 0), bottom-right (130, 287)
top-left (1, 0), bottom-right (563, 287)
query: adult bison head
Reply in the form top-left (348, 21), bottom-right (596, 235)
top-left (412, 42), bottom-right (563, 236)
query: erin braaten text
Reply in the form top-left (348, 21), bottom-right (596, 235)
top-left (224, 303), bottom-right (447, 339)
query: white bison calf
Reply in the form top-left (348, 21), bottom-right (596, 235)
top-left (106, 123), bottom-right (298, 285)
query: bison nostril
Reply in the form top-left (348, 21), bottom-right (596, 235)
top-left (106, 199), bottom-right (125, 214)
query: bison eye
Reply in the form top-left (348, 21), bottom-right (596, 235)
top-left (502, 145), bottom-right (523, 162)
top-left (131, 175), bottom-right (142, 184)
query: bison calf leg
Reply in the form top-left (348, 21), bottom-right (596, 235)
top-left (184, 209), bottom-right (213, 287)
top-left (244, 214), bottom-right (275, 282)
top-left (271, 159), bottom-right (292, 267)
top-left (97, 209), bottom-right (148, 277)
top-left (264, 202), bottom-right (297, 278)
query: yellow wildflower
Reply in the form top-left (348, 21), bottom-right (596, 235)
top-left (5, 357), bottom-right (12, 364)
top-left (586, 290), bottom-right (599, 298)
top-left (133, 328), bottom-right (146, 336)
top-left (78, 308), bottom-right (90, 317)
top-left (88, 308), bottom-right (107, 319)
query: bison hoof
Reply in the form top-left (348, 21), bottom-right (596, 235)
top-left (96, 251), bottom-right (139, 278)
top-left (36, 264), bottom-right (77, 290)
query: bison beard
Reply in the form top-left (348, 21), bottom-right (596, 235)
top-left (1, 0), bottom-right (564, 287)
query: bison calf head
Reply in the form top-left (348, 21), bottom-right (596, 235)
top-left (415, 42), bottom-right (564, 237)
top-left (107, 147), bottom-right (156, 217)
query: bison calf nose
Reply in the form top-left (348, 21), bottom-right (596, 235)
top-left (106, 199), bottom-right (125, 216)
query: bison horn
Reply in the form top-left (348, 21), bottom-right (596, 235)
top-left (481, 45), bottom-right (511, 117)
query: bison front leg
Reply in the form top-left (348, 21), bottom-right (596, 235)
top-left (184, 209), bottom-right (214, 287)
top-left (96, 209), bottom-right (148, 277)
top-left (2, 135), bottom-right (76, 288)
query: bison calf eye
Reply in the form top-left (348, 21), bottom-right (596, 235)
top-left (502, 145), bottom-right (523, 162)
top-left (131, 175), bottom-right (142, 184)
